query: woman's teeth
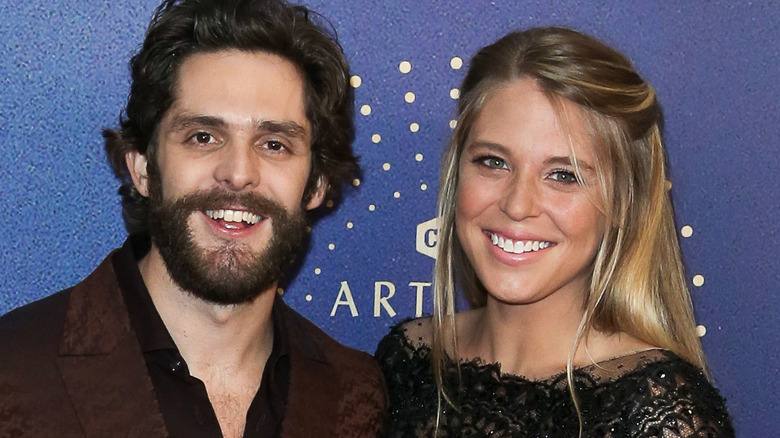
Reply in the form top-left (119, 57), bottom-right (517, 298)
top-left (490, 232), bottom-right (551, 254)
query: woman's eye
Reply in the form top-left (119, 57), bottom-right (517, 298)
top-left (550, 170), bottom-right (578, 184)
top-left (478, 156), bottom-right (507, 169)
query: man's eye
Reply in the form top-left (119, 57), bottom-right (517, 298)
top-left (550, 170), bottom-right (578, 184)
top-left (478, 156), bottom-right (507, 169)
top-left (192, 132), bottom-right (215, 144)
top-left (263, 140), bottom-right (287, 152)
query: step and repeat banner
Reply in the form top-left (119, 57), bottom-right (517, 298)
top-left (1, 1), bottom-right (777, 435)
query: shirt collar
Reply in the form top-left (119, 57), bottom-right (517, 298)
top-left (113, 238), bottom-right (290, 363)
top-left (113, 238), bottom-right (176, 352)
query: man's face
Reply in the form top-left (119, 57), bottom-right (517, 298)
top-left (128, 50), bottom-right (325, 304)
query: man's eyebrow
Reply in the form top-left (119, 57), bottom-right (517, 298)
top-left (168, 114), bottom-right (227, 131)
top-left (544, 155), bottom-right (595, 172)
top-left (256, 120), bottom-right (308, 140)
top-left (166, 115), bottom-right (307, 140)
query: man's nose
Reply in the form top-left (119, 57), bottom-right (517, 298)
top-left (213, 141), bottom-right (261, 191)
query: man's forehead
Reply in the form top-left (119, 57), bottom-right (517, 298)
top-left (161, 50), bottom-right (311, 136)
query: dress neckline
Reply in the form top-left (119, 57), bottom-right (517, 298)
top-left (395, 321), bottom-right (673, 384)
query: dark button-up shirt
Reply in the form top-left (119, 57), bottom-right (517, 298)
top-left (113, 240), bottom-right (290, 437)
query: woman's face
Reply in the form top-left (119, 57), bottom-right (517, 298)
top-left (455, 78), bottom-right (605, 308)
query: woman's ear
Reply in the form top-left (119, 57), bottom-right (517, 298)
top-left (125, 150), bottom-right (150, 197)
top-left (305, 176), bottom-right (328, 210)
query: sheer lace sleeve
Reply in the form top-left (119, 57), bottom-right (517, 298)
top-left (374, 319), bottom-right (440, 437)
top-left (621, 356), bottom-right (734, 438)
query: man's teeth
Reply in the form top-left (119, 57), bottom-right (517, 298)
top-left (490, 233), bottom-right (551, 254)
top-left (205, 209), bottom-right (260, 225)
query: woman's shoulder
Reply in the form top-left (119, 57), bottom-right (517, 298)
top-left (585, 349), bottom-right (726, 405)
top-left (374, 316), bottom-right (434, 364)
top-left (588, 350), bottom-right (735, 437)
top-left (375, 309), bottom-right (481, 355)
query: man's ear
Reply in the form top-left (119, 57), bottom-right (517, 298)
top-left (305, 176), bottom-right (328, 210)
top-left (126, 150), bottom-right (150, 197)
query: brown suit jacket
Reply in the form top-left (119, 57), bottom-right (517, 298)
top-left (0, 252), bottom-right (387, 437)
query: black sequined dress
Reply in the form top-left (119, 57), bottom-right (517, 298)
top-left (375, 320), bottom-right (734, 438)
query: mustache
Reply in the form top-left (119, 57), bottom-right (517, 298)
top-left (152, 188), bottom-right (289, 220)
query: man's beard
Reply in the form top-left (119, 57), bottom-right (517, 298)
top-left (145, 177), bottom-right (308, 305)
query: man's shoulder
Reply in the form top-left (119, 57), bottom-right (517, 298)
top-left (279, 301), bottom-right (377, 369)
top-left (278, 301), bottom-right (388, 437)
top-left (0, 288), bottom-right (72, 355)
top-left (0, 251), bottom-right (120, 353)
top-left (0, 288), bottom-right (75, 427)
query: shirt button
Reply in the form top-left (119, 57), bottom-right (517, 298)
top-left (255, 415), bottom-right (268, 431)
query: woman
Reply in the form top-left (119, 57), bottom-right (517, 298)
top-left (375, 27), bottom-right (734, 437)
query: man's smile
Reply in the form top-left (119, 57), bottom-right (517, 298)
top-left (205, 209), bottom-right (264, 230)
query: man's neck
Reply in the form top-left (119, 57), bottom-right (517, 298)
top-left (136, 245), bottom-right (276, 374)
top-left (137, 245), bottom-right (276, 438)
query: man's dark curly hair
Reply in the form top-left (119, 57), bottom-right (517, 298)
top-left (104, 0), bottom-right (358, 235)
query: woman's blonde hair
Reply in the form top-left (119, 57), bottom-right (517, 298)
top-left (431, 26), bottom-right (707, 425)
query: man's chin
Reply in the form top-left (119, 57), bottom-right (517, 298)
top-left (184, 281), bottom-right (272, 306)
top-left (161, 245), bottom-right (278, 305)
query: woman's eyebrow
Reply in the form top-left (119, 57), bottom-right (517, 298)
top-left (465, 141), bottom-right (511, 155)
top-left (544, 155), bottom-right (595, 172)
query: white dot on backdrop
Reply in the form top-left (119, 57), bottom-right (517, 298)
top-left (404, 92), bottom-right (416, 103)
top-left (360, 104), bottom-right (372, 116)
top-left (399, 60), bottom-right (412, 74)
top-left (681, 225), bottom-right (693, 238)
top-left (450, 88), bottom-right (460, 99)
top-left (393, 191), bottom-right (401, 199)
top-left (449, 119), bottom-right (457, 129)
top-left (371, 133), bottom-right (381, 143)
top-left (328, 243), bottom-right (335, 251)
top-left (314, 268), bottom-right (321, 275)
top-left (305, 294), bottom-right (312, 302)
top-left (352, 178), bottom-right (360, 187)
top-left (382, 162), bottom-right (391, 171)
top-left (421, 183), bottom-right (428, 191)
top-left (415, 153), bottom-right (423, 162)
top-left (409, 122), bottom-right (420, 132)
top-left (692, 274), bottom-right (705, 287)
top-left (346, 221), bottom-right (354, 229)
top-left (368, 204), bottom-right (376, 211)
top-left (450, 56), bottom-right (463, 69)
top-left (696, 325), bottom-right (707, 337)
top-left (350, 75), bottom-right (362, 88)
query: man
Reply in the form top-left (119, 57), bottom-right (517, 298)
top-left (0, 0), bottom-right (386, 436)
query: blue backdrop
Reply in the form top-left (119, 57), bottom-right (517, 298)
top-left (1, 1), bottom-right (777, 436)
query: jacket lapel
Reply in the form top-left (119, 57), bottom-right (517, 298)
top-left (279, 302), bottom-right (340, 438)
top-left (56, 253), bottom-right (168, 438)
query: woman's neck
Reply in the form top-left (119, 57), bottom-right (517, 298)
top-left (455, 294), bottom-right (651, 380)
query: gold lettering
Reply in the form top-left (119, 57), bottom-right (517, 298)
top-left (408, 281), bottom-right (431, 317)
top-left (373, 281), bottom-right (396, 317)
top-left (330, 281), bottom-right (359, 317)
